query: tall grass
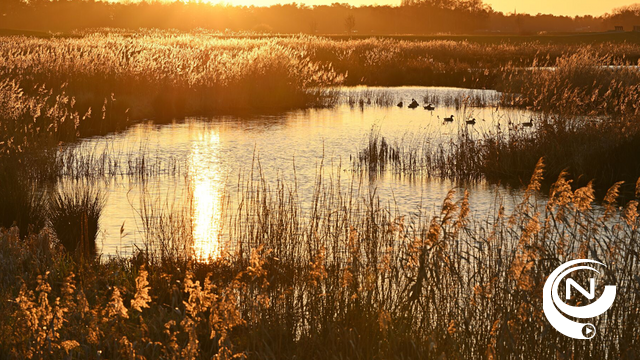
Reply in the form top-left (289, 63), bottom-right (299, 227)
top-left (0, 166), bottom-right (46, 239)
top-left (0, 32), bottom-right (344, 120)
top-left (355, 127), bottom-right (484, 182)
top-left (3, 31), bottom-right (640, 120)
top-left (137, 178), bottom-right (196, 264)
top-left (498, 49), bottom-right (640, 117)
top-left (1, 160), bottom-right (639, 358)
top-left (354, 50), bottom-right (640, 193)
top-left (0, 81), bottom-right (73, 235)
top-left (491, 51), bottom-right (640, 191)
top-left (48, 181), bottom-right (106, 258)
top-left (56, 142), bottom-right (187, 179)
top-left (356, 112), bottom-right (640, 195)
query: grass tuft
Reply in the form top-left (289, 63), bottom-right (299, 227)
top-left (48, 182), bottom-right (105, 258)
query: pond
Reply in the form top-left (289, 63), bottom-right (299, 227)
top-left (63, 86), bottom-right (540, 257)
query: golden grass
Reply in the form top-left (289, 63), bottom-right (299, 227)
top-left (0, 32), bottom-right (344, 120)
top-left (2, 30), bottom-right (640, 120)
top-left (499, 49), bottom-right (640, 116)
top-left (1, 160), bottom-right (639, 358)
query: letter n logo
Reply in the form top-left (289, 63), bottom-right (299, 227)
top-left (566, 278), bottom-right (595, 300)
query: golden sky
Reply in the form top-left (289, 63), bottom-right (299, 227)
top-left (216, 0), bottom-right (635, 16)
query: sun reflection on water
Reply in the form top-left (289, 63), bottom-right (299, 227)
top-left (189, 129), bottom-right (224, 260)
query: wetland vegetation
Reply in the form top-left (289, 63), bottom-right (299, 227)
top-left (2, 20), bottom-right (640, 359)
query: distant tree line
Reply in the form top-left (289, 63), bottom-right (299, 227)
top-left (604, 4), bottom-right (640, 30)
top-left (0, 0), bottom-right (638, 34)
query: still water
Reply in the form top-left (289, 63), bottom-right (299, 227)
top-left (66, 87), bottom-right (538, 257)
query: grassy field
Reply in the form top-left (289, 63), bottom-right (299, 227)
top-left (2, 31), bottom-right (640, 120)
top-left (6, 27), bottom-right (640, 44)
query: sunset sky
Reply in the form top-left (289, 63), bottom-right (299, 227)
top-left (213, 0), bottom-right (635, 17)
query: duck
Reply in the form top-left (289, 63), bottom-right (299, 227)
top-left (444, 115), bottom-right (454, 122)
top-left (397, 101), bottom-right (403, 108)
top-left (466, 118), bottom-right (476, 125)
top-left (408, 98), bottom-right (420, 109)
top-left (522, 118), bottom-right (534, 127)
top-left (424, 104), bottom-right (435, 111)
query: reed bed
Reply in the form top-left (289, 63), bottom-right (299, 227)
top-left (0, 81), bottom-right (61, 235)
top-left (56, 142), bottom-right (187, 180)
top-left (3, 31), bottom-right (640, 121)
top-left (308, 37), bottom-right (640, 87)
top-left (490, 50), bottom-right (640, 189)
top-left (0, 77), bottom-right (186, 239)
top-left (356, 111), bottom-right (640, 196)
top-left (355, 126), bottom-right (486, 182)
top-left (1, 160), bottom-right (639, 358)
top-left (498, 50), bottom-right (640, 117)
top-left (0, 32), bottom-right (343, 121)
top-left (422, 90), bottom-right (499, 109)
top-left (343, 89), bottom-right (396, 107)
top-left (341, 88), bottom-right (497, 109)
top-left (354, 50), bottom-right (640, 194)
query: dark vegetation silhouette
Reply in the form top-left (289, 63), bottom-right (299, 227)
top-left (2, 0), bottom-right (640, 35)
top-left (604, 4), bottom-right (640, 30)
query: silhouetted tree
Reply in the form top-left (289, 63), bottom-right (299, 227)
top-left (604, 3), bottom-right (640, 30)
top-left (344, 14), bottom-right (355, 33)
